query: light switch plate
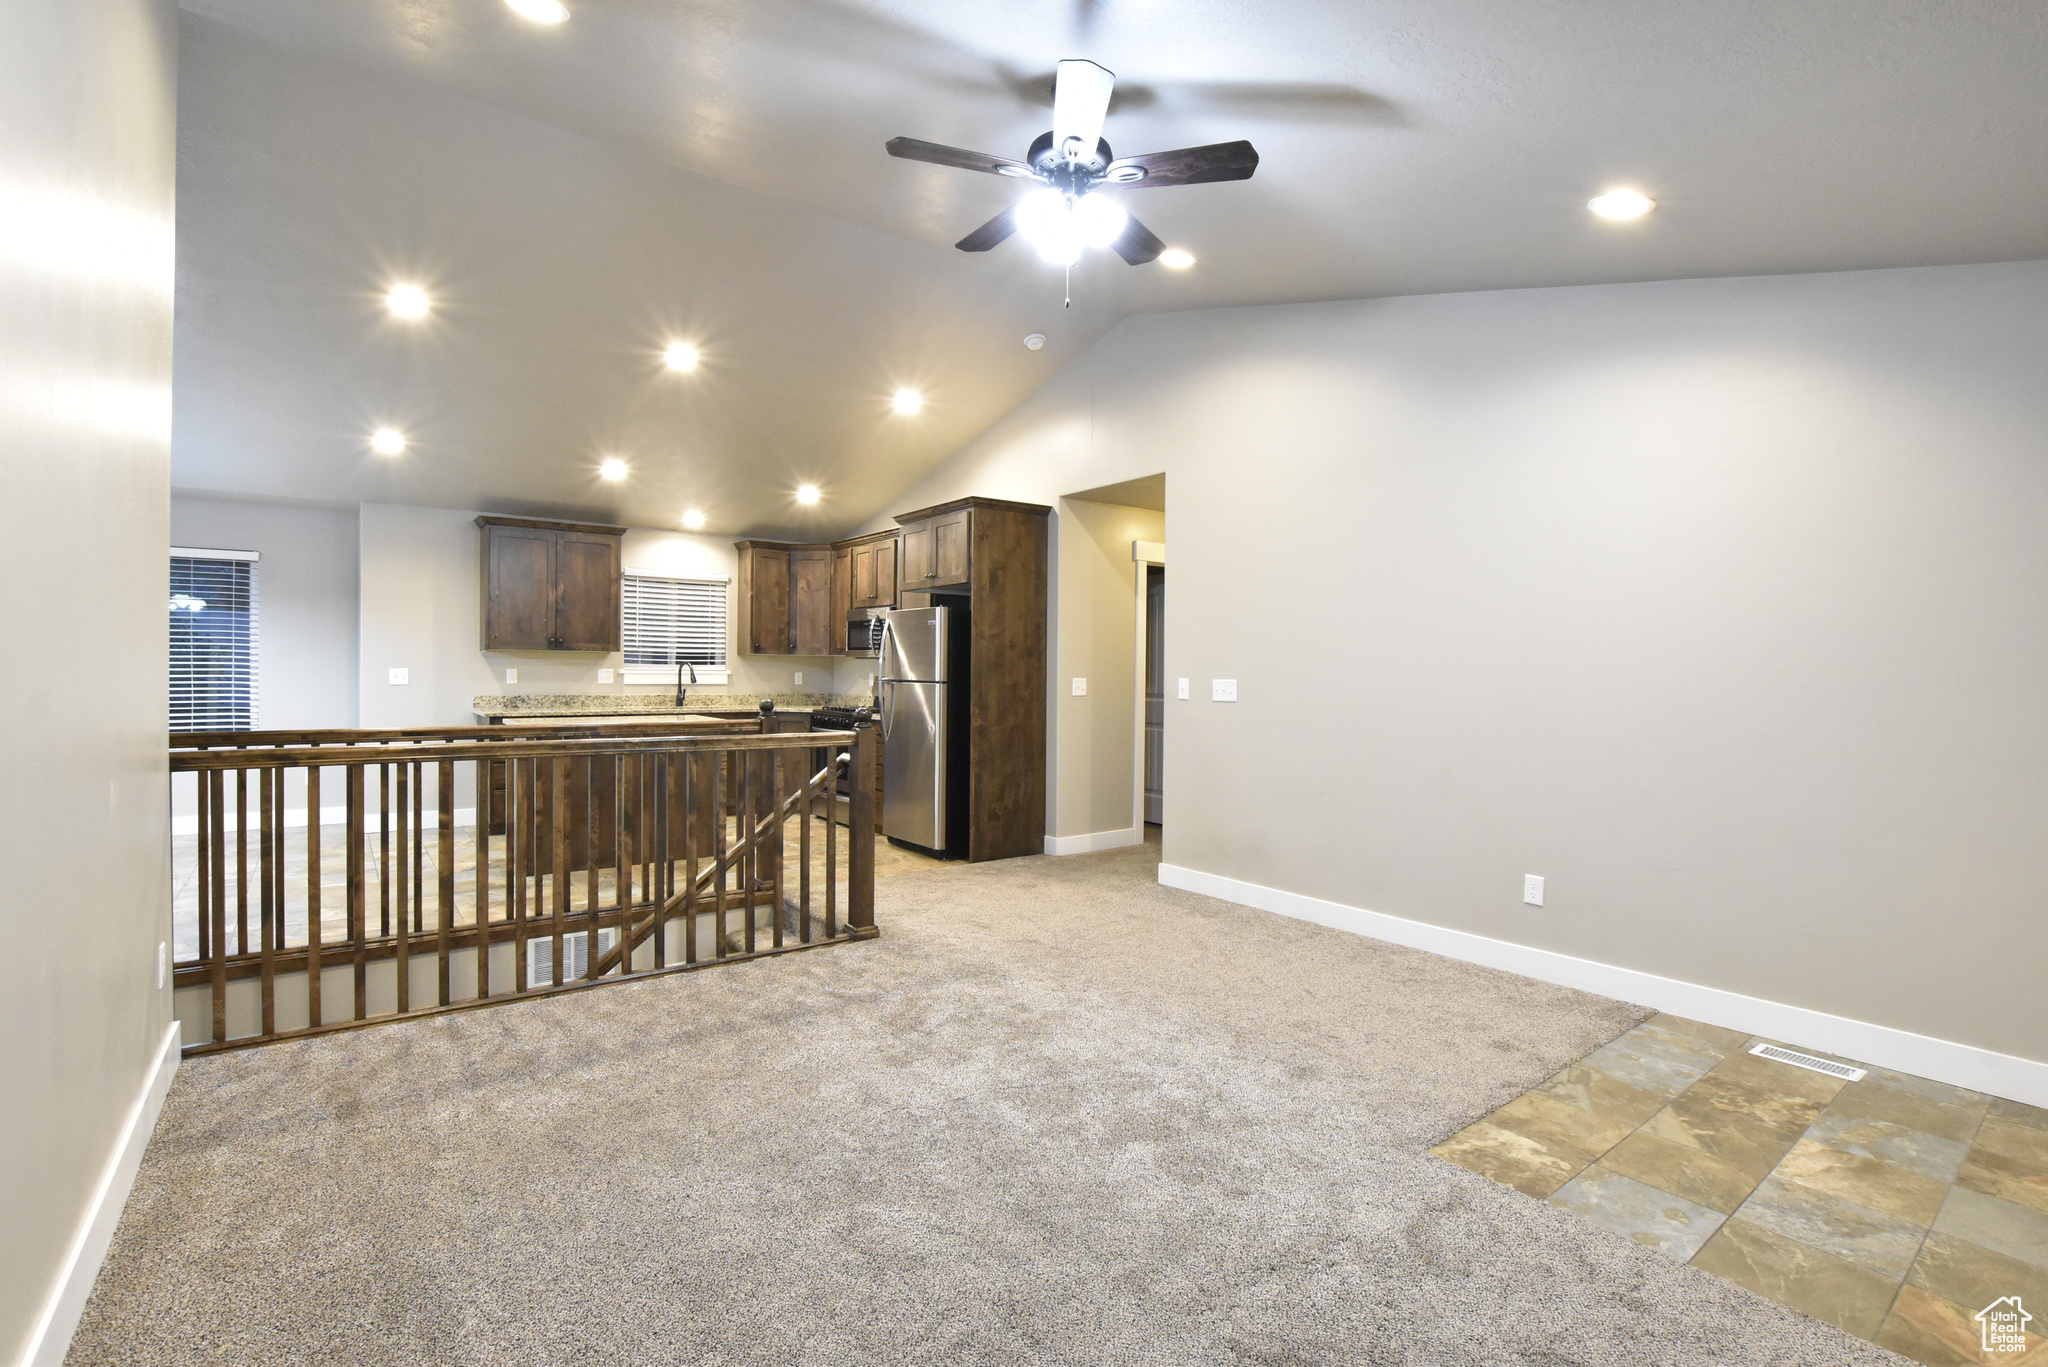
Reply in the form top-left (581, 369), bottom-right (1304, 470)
top-left (388, 668), bottom-right (409, 686)
top-left (1212, 679), bottom-right (1236, 702)
top-left (1072, 677), bottom-right (1087, 696)
top-left (597, 668), bottom-right (614, 684)
top-left (1177, 678), bottom-right (1189, 700)
top-left (504, 668), bottom-right (517, 685)
top-left (794, 671), bottom-right (803, 685)
top-left (1524, 874), bottom-right (1545, 907)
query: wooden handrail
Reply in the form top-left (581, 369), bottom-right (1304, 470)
top-left (170, 729), bottom-right (857, 770)
top-left (168, 722), bottom-right (877, 1054)
top-left (172, 719), bottom-right (753, 749)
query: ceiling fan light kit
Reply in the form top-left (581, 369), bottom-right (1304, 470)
top-left (886, 58), bottom-right (1258, 279)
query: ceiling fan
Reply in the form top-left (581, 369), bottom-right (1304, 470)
top-left (886, 59), bottom-right (1258, 268)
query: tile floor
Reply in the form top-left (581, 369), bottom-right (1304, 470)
top-left (1434, 1014), bottom-right (2048, 1365)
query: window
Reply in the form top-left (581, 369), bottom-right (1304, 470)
top-left (169, 548), bottom-right (259, 732)
top-left (620, 572), bottom-right (729, 685)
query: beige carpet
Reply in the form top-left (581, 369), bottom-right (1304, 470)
top-left (70, 841), bottom-right (1901, 1364)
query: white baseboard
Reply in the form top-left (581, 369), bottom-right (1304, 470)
top-left (1045, 826), bottom-right (1143, 856)
top-left (1158, 862), bottom-right (2048, 1109)
top-left (22, 1019), bottom-right (181, 1367)
top-left (170, 806), bottom-right (478, 837)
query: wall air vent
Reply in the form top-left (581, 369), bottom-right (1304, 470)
top-left (527, 927), bottom-right (620, 985)
top-left (1748, 1042), bottom-right (1867, 1082)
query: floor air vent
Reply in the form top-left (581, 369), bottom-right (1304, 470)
top-left (527, 927), bottom-right (620, 985)
top-left (1748, 1042), bottom-right (1866, 1082)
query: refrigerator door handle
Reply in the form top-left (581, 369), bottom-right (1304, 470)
top-left (878, 679), bottom-right (895, 740)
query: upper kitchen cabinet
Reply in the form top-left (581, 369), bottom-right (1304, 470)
top-left (897, 506), bottom-right (969, 590)
top-left (790, 547), bottom-right (833, 656)
top-left (734, 541), bottom-right (793, 654)
top-left (477, 516), bottom-right (625, 652)
top-left (848, 533), bottom-right (899, 609)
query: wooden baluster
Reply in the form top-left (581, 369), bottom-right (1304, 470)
top-left (209, 769), bottom-right (228, 1046)
top-left (769, 749), bottom-right (784, 950)
top-left (473, 758), bottom-right (490, 1001)
top-left (742, 748), bottom-right (758, 955)
top-left (307, 766), bottom-right (322, 1030)
top-left (849, 728), bottom-right (875, 931)
top-left (438, 758), bottom-right (454, 1007)
top-left (349, 763), bottom-right (367, 1021)
top-left (681, 751), bottom-right (698, 965)
top-left (613, 753), bottom-right (630, 975)
top-left (713, 751), bottom-right (729, 960)
top-left (379, 763), bottom-right (392, 939)
top-left (196, 767), bottom-right (211, 966)
top-left (235, 767), bottom-right (249, 959)
top-left (413, 759), bottom-right (425, 936)
top-left (259, 767), bottom-right (276, 1037)
top-left (824, 746), bottom-right (837, 939)
top-left (651, 754), bottom-right (667, 969)
top-left (799, 749), bottom-right (813, 943)
top-left (512, 757), bottom-right (528, 993)
top-left (394, 762), bottom-right (410, 1014)
top-left (551, 756), bottom-right (569, 986)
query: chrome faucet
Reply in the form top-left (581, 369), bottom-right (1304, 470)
top-left (674, 660), bottom-right (697, 707)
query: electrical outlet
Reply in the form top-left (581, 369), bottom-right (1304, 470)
top-left (597, 668), bottom-right (614, 684)
top-left (1177, 678), bottom-right (1189, 700)
top-left (1072, 677), bottom-right (1087, 696)
top-left (1524, 874), bottom-right (1545, 907)
top-left (794, 671), bottom-right (803, 685)
top-left (504, 668), bottom-right (518, 685)
top-left (1211, 679), bottom-right (1237, 702)
top-left (388, 668), bottom-right (409, 686)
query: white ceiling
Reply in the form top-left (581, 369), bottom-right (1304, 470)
top-left (173, 0), bottom-right (2048, 534)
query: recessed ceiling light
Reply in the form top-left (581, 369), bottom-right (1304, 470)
top-left (370, 427), bottom-right (406, 456)
top-left (1159, 248), bottom-right (1196, 270)
top-left (1023, 333), bottom-right (1046, 351)
top-left (796, 484), bottom-right (821, 505)
top-left (385, 283), bottom-right (430, 319)
top-left (505, 0), bottom-right (569, 22)
top-left (663, 341), bottom-right (698, 372)
top-left (681, 508), bottom-right (706, 530)
top-left (891, 388), bottom-right (923, 415)
top-left (1588, 189), bottom-right (1656, 221)
top-left (599, 457), bottom-right (628, 482)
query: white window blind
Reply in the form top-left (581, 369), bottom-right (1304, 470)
top-left (622, 573), bottom-right (727, 668)
top-left (169, 549), bottom-right (259, 732)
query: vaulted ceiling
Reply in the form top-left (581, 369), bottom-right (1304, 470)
top-left (172, 0), bottom-right (2048, 536)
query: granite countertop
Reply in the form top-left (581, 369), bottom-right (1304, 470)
top-left (472, 692), bottom-right (872, 719)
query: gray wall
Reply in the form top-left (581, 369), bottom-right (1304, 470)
top-left (0, 0), bottom-right (178, 1359)
top-left (170, 495), bottom-right (359, 728)
top-left (882, 259), bottom-right (2048, 1066)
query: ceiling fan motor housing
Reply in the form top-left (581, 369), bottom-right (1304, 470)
top-left (1028, 130), bottom-right (1114, 182)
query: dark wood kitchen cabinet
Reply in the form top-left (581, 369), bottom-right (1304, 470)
top-left (849, 534), bottom-right (899, 608)
top-left (898, 506), bottom-right (970, 589)
top-left (476, 516), bottom-right (625, 652)
top-left (790, 547), bottom-right (833, 655)
top-left (734, 541), bottom-right (792, 654)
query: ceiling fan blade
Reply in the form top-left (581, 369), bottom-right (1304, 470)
top-left (1051, 59), bottom-right (1115, 160)
top-left (955, 207), bottom-right (1020, 253)
top-left (1105, 140), bottom-right (1259, 187)
top-left (1110, 213), bottom-right (1166, 265)
top-left (887, 138), bottom-right (1035, 177)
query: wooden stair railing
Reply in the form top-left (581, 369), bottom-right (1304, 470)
top-left (168, 722), bottom-right (876, 1055)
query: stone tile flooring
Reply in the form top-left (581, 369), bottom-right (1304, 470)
top-left (1434, 1014), bottom-right (2048, 1365)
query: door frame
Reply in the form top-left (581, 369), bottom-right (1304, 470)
top-left (1131, 540), bottom-right (1166, 835)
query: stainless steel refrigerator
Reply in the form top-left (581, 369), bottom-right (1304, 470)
top-left (878, 605), bottom-right (970, 857)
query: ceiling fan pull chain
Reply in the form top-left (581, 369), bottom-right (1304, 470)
top-left (1064, 262), bottom-right (1072, 309)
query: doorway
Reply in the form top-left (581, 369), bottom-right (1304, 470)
top-left (1144, 566), bottom-right (1163, 828)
